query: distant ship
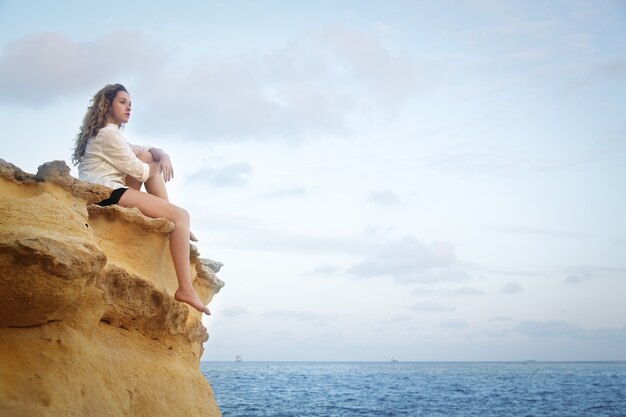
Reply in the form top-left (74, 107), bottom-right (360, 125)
top-left (235, 354), bottom-right (242, 362)
top-left (390, 357), bottom-right (399, 363)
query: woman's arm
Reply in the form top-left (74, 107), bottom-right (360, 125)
top-left (100, 129), bottom-right (153, 183)
top-left (148, 147), bottom-right (174, 182)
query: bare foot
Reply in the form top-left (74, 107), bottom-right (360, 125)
top-left (174, 287), bottom-right (211, 315)
top-left (190, 231), bottom-right (198, 242)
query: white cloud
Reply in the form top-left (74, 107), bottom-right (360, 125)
top-left (216, 226), bottom-right (370, 255)
top-left (386, 314), bottom-right (412, 324)
top-left (220, 306), bottom-right (250, 317)
top-left (410, 286), bottom-right (484, 297)
top-left (480, 328), bottom-right (510, 338)
top-left (187, 163), bottom-right (252, 188)
top-left (318, 26), bottom-right (418, 108)
top-left (307, 265), bottom-right (340, 276)
top-left (135, 56), bottom-right (283, 140)
top-left (347, 237), bottom-right (458, 283)
top-left (439, 319), bottom-right (470, 329)
top-left (485, 224), bottom-right (593, 239)
top-left (0, 25), bottom-right (419, 141)
top-left (201, 220), bottom-right (463, 279)
top-left (563, 272), bottom-right (592, 284)
top-left (559, 266), bottom-right (626, 281)
top-left (409, 302), bottom-right (454, 312)
top-left (489, 316), bottom-right (513, 322)
top-left (444, 287), bottom-right (485, 296)
top-left (591, 56), bottom-right (626, 81)
top-left (513, 320), bottom-right (585, 338)
top-left (501, 281), bottom-right (524, 294)
top-left (132, 25), bottom-right (419, 141)
top-left (257, 187), bottom-right (308, 200)
top-left (263, 309), bottom-right (337, 322)
top-left (472, 17), bottom-right (558, 41)
top-left (587, 326), bottom-right (626, 343)
top-left (0, 31), bottom-right (162, 106)
top-left (367, 189), bottom-right (402, 206)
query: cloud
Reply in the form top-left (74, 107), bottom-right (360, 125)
top-left (482, 322), bottom-right (626, 354)
top-left (481, 329), bottom-right (510, 338)
top-left (591, 56), bottom-right (626, 81)
top-left (410, 286), bottom-right (484, 296)
top-left (489, 315), bottom-right (513, 322)
top-left (307, 265), bottom-right (340, 276)
top-left (387, 314), bottom-right (412, 324)
top-left (461, 0), bottom-right (516, 15)
top-left (216, 228), bottom-right (461, 273)
top-left (444, 287), bottom-right (485, 296)
top-left (484, 269), bottom-right (544, 277)
top-left (132, 25), bottom-right (419, 141)
top-left (347, 236), bottom-right (458, 283)
top-left (563, 272), bottom-right (592, 284)
top-left (409, 302), bottom-right (454, 312)
top-left (187, 163), bottom-right (252, 188)
top-left (558, 266), bottom-right (626, 283)
top-left (0, 24), bottom-right (419, 139)
top-left (203, 225), bottom-right (469, 285)
top-left (258, 187), bottom-right (308, 199)
top-left (198, 217), bottom-right (468, 284)
top-left (136, 56), bottom-right (285, 140)
top-left (218, 225), bottom-right (371, 255)
top-left (485, 224), bottom-right (593, 240)
top-left (221, 306), bottom-right (250, 317)
top-left (408, 288), bottom-right (437, 296)
top-left (0, 31), bottom-right (162, 106)
top-left (263, 309), bottom-right (336, 322)
top-left (501, 281), bottom-right (524, 294)
top-left (513, 321), bottom-right (626, 347)
top-left (318, 26), bottom-right (418, 108)
top-left (513, 320), bottom-right (585, 338)
top-left (419, 148), bottom-right (594, 178)
top-left (367, 190), bottom-right (402, 206)
top-left (587, 326), bottom-right (626, 343)
top-left (439, 319), bottom-right (470, 329)
top-left (471, 16), bottom-right (558, 41)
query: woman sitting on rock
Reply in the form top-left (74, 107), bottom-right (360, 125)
top-left (71, 83), bottom-right (210, 315)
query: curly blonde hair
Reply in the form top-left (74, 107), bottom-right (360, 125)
top-left (71, 84), bottom-right (128, 166)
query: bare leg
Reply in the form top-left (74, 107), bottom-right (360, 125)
top-left (128, 150), bottom-right (196, 241)
top-left (129, 150), bottom-right (169, 199)
top-left (118, 189), bottom-right (210, 315)
top-left (125, 172), bottom-right (143, 191)
top-left (145, 173), bottom-right (169, 201)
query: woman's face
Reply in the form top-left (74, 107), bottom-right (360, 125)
top-left (107, 91), bottom-right (131, 125)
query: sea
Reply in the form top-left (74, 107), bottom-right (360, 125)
top-left (201, 361), bottom-right (626, 417)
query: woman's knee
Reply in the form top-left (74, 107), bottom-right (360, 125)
top-left (173, 206), bottom-right (190, 225)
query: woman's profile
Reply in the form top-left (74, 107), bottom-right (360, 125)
top-left (72, 83), bottom-right (210, 315)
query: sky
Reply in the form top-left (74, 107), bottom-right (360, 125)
top-left (1, 0), bottom-right (625, 361)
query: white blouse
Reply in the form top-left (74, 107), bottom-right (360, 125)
top-left (78, 124), bottom-right (151, 189)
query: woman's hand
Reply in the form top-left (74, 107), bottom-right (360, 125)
top-left (147, 147), bottom-right (174, 182)
top-left (159, 154), bottom-right (174, 182)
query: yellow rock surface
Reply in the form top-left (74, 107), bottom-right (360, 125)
top-left (0, 159), bottom-right (224, 417)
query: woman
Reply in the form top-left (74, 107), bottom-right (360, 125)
top-left (72, 83), bottom-right (210, 315)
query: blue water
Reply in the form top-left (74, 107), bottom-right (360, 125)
top-left (201, 361), bottom-right (626, 417)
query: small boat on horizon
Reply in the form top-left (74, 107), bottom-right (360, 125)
top-left (235, 354), bottom-right (242, 362)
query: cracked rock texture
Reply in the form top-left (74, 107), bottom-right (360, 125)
top-left (0, 159), bottom-right (224, 417)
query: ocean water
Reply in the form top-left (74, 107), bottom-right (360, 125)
top-left (201, 361), bottom-right (626, 417)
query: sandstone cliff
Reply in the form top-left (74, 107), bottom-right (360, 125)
top-left (0, 159), bottom-right (224, 417)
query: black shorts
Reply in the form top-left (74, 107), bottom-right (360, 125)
top-left (97, 188), bottom-right (129, 206)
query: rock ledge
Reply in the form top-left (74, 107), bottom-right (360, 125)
top-left (0, 159), bottom-right (223, 417)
